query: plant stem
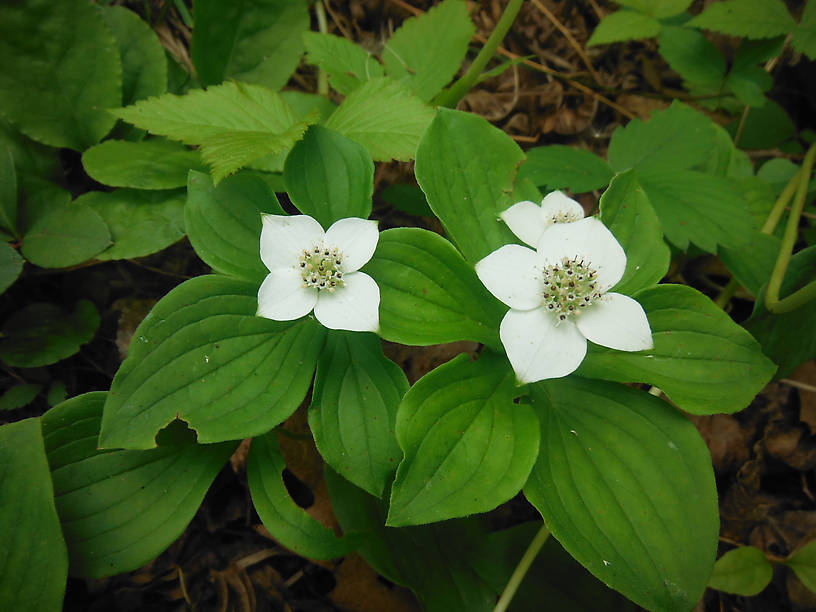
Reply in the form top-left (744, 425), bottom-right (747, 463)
top-left (436, 0), bottom-right (525, 108)
top-left (714, 278), bottom-right (740, 309)
top-left (314, 0), bottom-right (329, 96)
top-left (761, 168), bottom-right (800, 235)
top-left (494, 523), bottom-right (550, 612)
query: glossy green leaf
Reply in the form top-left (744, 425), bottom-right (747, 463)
top-left (99, 275), bottom-right (326, 449)
top-left (577, 284), bottom-right (777, 414)
top-left (615, 0), bottom-right (692, 18)
top-left (0, 418), bottom-right (68, 612)
top-left (787, 539), bottom-right (816, 592)
top-left (587, 11), bottom-right (661, 46)
top-left (688, 0), bottom-right (796, 38)
top-left (192, 0), bottom-right (308, 90)
top-left (524, 377), bottom-right (719, 612)
top-left (415, 108), bottom-right (524, 263)
top-left (0, 242), bottom-right (23, 295)
top-left (310, 332), bottom-right (407, 496)
top-left (42, 392), bottom-right (235, 578)
top-left (708, 546), bottom-right (773, 595)
top-left (0, 146), bottom-right (18, 234)
top-left (599, 170), bottom-right (670, 295)
top-left (658, 26), bottom-right (725, 85)
top-left (324, 78), bottom-right (435, 162)
top-left (247, 432), bottom-right (360, 559)
top-left (302, 32), bottom-right (384, 95)
top-left (0, 383), bottom-right (42, 411)
top-left (82, 139), bottom-right (206, 190)
top-left (0, 0), bottom-right (121, 150)
top-left (21, 200), bottom-right (111, 268)
top-left (364, 228), bottom-right (505, 350)
top-left (0, 300), bottom-right (100, 368)
top-left (79, 189), bottom-right (185, 260)
top-left (185, 170), bottom-right (283, 283)
top-left (284, 125), bottom-right (373, 227)
top-left (793, 0), bottom-right (816, 59)
top-left (387, 352), bottom-right (538, 526)
top-left (517, 145), bottom-right (613, 193)
top-left (382, 0), bottom-right (474, 102)
top-left (101, 5), bottom-right (167, 105)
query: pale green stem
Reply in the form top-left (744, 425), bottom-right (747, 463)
top-left (714, 278), bottom-right (739, 309)
top-left (761, 169), bottom-right (800, 235)
top-left (494, 524), bottom-right (550, 612)
top-left (314, 1), bottom-right (329, 96)
top-left (436, 0), bottom-right (525, 108)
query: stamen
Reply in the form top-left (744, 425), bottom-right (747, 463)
top-left (298, 243), bottom-right (347, 292)
top-left (539, 257), bottom-right (602, 321)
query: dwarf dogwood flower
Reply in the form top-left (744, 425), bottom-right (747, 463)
top-left (257, 214), bottom-right (380, 333)
top-left (476, 216), bottom-right (653, 384)
top-left (500, 190), bottom-right (586, 247)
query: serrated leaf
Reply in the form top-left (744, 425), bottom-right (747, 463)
top-left (0, 418), bottom-right (68, 612)
top-left (302, 32), bottom-right (384, 95)
top-left (793, 0), bottom-right (816, 59)
top-left (185, 170), bottom-right (283, 283)
top-left (577, 284), bottom-right (777, 414)
top-left (0, 242), bottom-right (23, 295)
top-left (0, 300), bottom-right (100, 368)
top-left (310, 332), bottom-right (407, 497)
top-left (192, 0), bottom-right (308, 90)
top-left (587, 10), bottom-right (661, 46)
top-left (0, 147), bottom-right (18, 235)
top-left (688, 0), bottom-right (796, 38)
top-left (708, 546), bottom-right (773, 595)
top-left (658, 26), bottom-right (725, 85)
top-left (415, 108), bottom-right (524, 263)
top-left (524, 377), bottom-right (718, 612)
top-left (364, 228), bottom-right (505, 350)
top-left (0, 383), bottom-right (42, 411)
top-left (0, 0), bottom-right (121, 150)
top-left (517, 145), bottom-right (613, 193)
top-left (324, 78), bottom-right (436, 162)
top-left (42, 392), bottom-right (235, 578)
top-left (383, 0), bottom-right (474, 102)
top-left (284, 125), bottom-right (373, 227)
top-left (387, 353), bottom-right (539, 526)
top-left (599, 170), bottom-right (670, 295)
top-left (615, 0), bottom-right (693, 18)
top-left (787, 540), bottom-right (816, 592)
top-left (99, 275), bottom-right (326, 449)
top-left (248, 431), bottom-right (362, 559)
top-left (82, 139), bottom-right (206, 190)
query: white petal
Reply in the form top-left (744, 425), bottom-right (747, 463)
top-left (323, 217), bottom-right (379, 273)
top-left (260, 214), bottom-right (325, 271)
top-left (500, 200), bottom-right (547, 247)
top-left (575, 293), bottom-right (654, 352)
top-left (536, 217), bottom-right (626, 292)
top-left (313, 271), bottom-right (380, 332)
top-left (475, 244), bottom-right (543, 311)
top-left (499, 308), bottom-right (587, 383)
top-left (257, 268), bottom-right (318, 321)
top-left (539, 191), bottom-right (585, 224)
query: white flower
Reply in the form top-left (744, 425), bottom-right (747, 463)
top-left (500, 190), bottom-right (585, 247)
top-left (476, 216), bottom-right (653, 384)
top-left (257, 214), bottom-right (380, 333)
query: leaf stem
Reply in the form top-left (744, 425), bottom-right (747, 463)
top-left (314, 1), bottom-right (329, 96)
top-left (436, 0), bottom-right (525, 108)
top-left (494, 523), bottom-right (550, 612)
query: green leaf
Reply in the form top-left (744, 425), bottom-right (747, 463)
top-left (599, 170), bottom-right (670, 295)
top-left (525, 378), bottom-right (718, 612)
top-left (688, 0), bottom-right (796, 38)
top-left (0, 418), bottom-right (68, 612)
top-left (302, 32), bottom-right (384, 95)
top-left (726, 99), bottom-right (795, 149)
top-left (47, 381), bottom-right (68, 406)
top-left (577, 284), bottom-right (777, 414)
top-left (0, 383), bottom-right (42, 411)
top-left (587, 10), bottom-right (661, 46)
top-left (787, 539), bottom-right (816, 592)
top-left (247, 431), bottom-right (361, 559)
top-left (0, 0), bottom-right (121, 150)
top-left (793, 0), bottom-right (816, 59)
top-left (387, 353), bottom-right (539, 526)
top-left (517, 145), bottom-right (613, 193)
top-left (701, 123), bottom-right (754, 179)
top-left (78, 189), bottom-right (186, 260)
top-left (192, 0), bottom-right (308, 90)
top-left (380, 184), bottom-right (433, 216)
top-left (0, 116), bottom-right (61, 183)
top-left (726, 63), bottom-right (772, 107)
top-left (82, 138), bottom-right (206, 190)
top-left (0, 242), bottom-right (23, 295)
top-left (185, 170), bottom-right (283, 283)
top-left (310, 332), bottom-right (407, 497)
top-left (42, 392), bottom-right (235, 578)
top-left (101, 6), bottom-right (167, 105)
top-left (0, 146), bottom-right (18, 235)
top-left (415, 108), bottom-right (524, 263)
top-left (99, 275), bottom-right (326, 449)
top-left (658, 26), bottom-right (726, 85)
top-left (284, 125), bottom-right (374, 227)
top-left (112, 81), bottom-right (316, 183)
top-left (0, 300), bottom-right (100, 368)
top-left (615, 0), bottom-right (693, 18)
top-left (383, 0), bottom-right (475, 102)
top-left (719, 232), bottom-right (780, 297)
top-left (324, 78), bottom-right (436, 162)
top-left (364, 228), bottom-right (505, 350)
top-left (708, 546), bottom-right (773, 595)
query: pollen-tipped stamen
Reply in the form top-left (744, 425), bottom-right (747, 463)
top-left (540, 256), bottom-right (602, 321)
top-left (299, 245), bottom-right (345, 292)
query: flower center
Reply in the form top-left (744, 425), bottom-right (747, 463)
top-left (549, 210), bottom-right (583, 225)
top-left (299, 245), bottom-right (345, 292)
top-left (541, 256), bottom-right (602, 321)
